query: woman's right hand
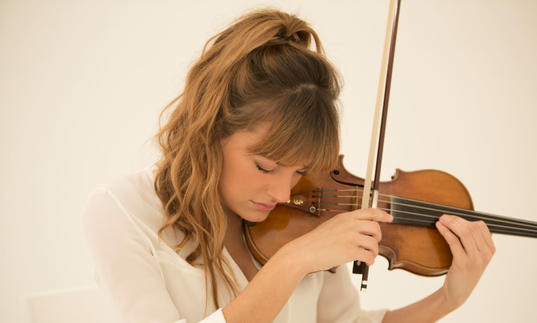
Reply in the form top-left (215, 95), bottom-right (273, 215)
top-left (281, 208), bottom-right (393, 275)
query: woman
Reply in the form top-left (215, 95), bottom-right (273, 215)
top-left (82, 9), bottom-right (494, 323)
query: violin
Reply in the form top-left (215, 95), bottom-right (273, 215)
top-left (243, 0), bottom-right (537, 285)
top-left (243, 155), bottom-right (537, 276)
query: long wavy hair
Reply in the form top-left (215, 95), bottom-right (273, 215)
top-left (152, 9), bottom-right (342, 309)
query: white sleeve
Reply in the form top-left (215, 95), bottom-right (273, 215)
top-left (82, 188), bottom-right (226, 323)
top-left (316, 265), bottom-right (386, 323)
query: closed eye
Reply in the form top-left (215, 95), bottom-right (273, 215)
top-left (255, 161), bottom-right (307, 176)
top-left (256, 163), bottom-right (273, 173)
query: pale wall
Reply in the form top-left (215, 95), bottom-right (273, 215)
top-left (2, 0), bottom-right (536, 322)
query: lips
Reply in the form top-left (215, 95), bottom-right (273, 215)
top-left (251, 200), bottom-right (276, 211)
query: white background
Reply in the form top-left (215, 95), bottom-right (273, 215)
top-left (2, 0), bottom-right (536, 322)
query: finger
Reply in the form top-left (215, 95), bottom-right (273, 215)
top-left (353, 244), bottom-right (378, 266)
top-left (478, 221), bottom-right (495, 254)
top-left (435, 220), bottom-right (466, 259)
top-left (473, 221), bottom-right (496, 261)
top-left (354, 208), bottom-right (393, 223)
top-left (439, 214), bottom-right (479, 255)
top-left (354, 234), bottom-right (379, 256)
top-left (355, 220), bottom-right (382, 241)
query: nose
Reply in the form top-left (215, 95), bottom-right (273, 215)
top-left (267, 173), bottom-right (294, 203)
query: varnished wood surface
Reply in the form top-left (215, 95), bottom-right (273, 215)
top-left (245, 155), bottom-right (474, 276)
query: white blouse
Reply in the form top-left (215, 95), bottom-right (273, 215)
top-left (82, 164), bottom-right (387, 323)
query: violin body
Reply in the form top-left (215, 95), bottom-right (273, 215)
top-left (244, 155), bottom-right (475, 276)
top-left (375, 166), bottom-right (471, 276)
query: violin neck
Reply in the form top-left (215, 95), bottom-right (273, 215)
top-left (389, 195), bottom-right (537, 238)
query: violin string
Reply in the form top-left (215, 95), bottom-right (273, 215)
top-left (321, 198), bottom-right (537, 234)
top-left (312, 188), bottom-right (537, 230)
top-left (310, 188), bottom-right (537, 236)
top-left (316, 206), bottom-right (537, 236)
top-left (318, 197), bottom-right (537, 231)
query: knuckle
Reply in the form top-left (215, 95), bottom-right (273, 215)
top-left (488, 243), bottom-right (496, 256)
top-left (484, 251), bottom-right (493, 263)
top-left (357, 248), bottom-right (368, 262)
top-left (367, 252), bottom-right (375, 265)
top-left (371, 222), bottom-right (382, 241)
top-left (369, 240), bottom-right (379, 256)
top-left (351, 235), bottom-right (361, 247)
top-left (443, 214), bottom-right (454, 224)
top-left (472, 221), bottom-right (483, 233)
top-left (352, 221), bottom-right (361, 233)
top-left (368, 236), bottom-right (378, 250)
top-left (460, 225), bottom-right (472, 239)
top-left (374, 221), bottom-right (381, 233)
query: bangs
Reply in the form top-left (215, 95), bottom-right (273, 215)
top-left (246, 92), bottom-right (340, 172)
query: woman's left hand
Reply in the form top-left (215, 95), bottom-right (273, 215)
top-left (435, 214), bottom-right (496, 311)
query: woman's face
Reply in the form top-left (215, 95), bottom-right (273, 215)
top-left (219, 123), bottom-right (309, 222)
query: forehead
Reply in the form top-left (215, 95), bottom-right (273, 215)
top-left (223, 123), bottom-right (271, 148)
top-left (220, 123), bottom-right (270, 155)
top-left (224, 123), bottom-right (311, 168)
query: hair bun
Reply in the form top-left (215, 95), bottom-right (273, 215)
top-left (271, 25), bottom-right (311, 48)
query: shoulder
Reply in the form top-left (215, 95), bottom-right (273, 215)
top-left (83, 165), bottom-right (160, 222)
top-left (81, 164), bottom-right (185, 252)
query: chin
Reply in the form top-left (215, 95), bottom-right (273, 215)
top-left (240, 209), bottom-right (271, 223)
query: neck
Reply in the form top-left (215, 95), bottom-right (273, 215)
top-left (223, 207), bottom-right (245, 247)
top-left (387, 195), bottom-right (537, 238)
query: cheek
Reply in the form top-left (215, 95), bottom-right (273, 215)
top-left (220, 157), bottom-right (265, 202)
top-left (231, 168), bottom-right (265, 194)
top-left (291, 174), bottom-right (302, 188)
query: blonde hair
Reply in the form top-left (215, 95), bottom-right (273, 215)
top-left (152, 9), bottom-right (341, 309)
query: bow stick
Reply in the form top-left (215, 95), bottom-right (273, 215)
top-left (353, 0), bottom-right (402, 291)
